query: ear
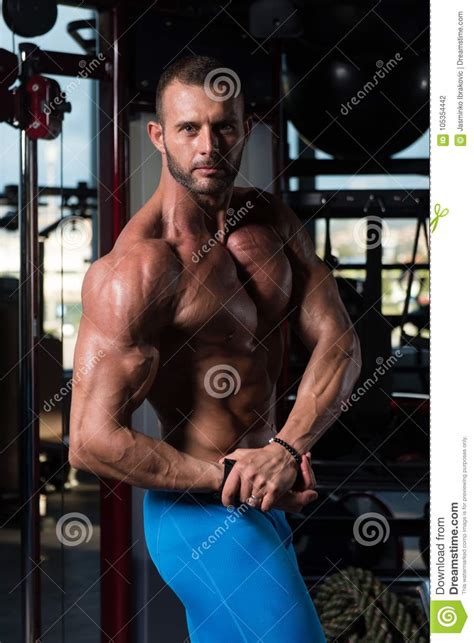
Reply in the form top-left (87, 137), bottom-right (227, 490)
top-left (242, 113), bottom-right (253, 143)
top-left (147, 120), bottom-right (165, 153)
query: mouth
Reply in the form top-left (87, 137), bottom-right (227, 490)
top-left (194, 166), bottom-right (223, 175)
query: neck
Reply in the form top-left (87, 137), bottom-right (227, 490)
top-left (152, 167), bottom-right (234, 239)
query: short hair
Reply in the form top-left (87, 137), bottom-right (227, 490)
top-left (155, 54), bottom-right (245, 123)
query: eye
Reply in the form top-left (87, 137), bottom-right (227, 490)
top-left (220, 123), bottom-right (234, 132)
top-left (183, 124), bottom-right (195, 133)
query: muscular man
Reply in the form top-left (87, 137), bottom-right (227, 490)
top-left (69, 55), bottom-right (361, 642)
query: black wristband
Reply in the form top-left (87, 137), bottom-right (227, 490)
top-left (211, 458), bottom-right (236, 502)
top-left (268, 437), bottom-right (302, 465)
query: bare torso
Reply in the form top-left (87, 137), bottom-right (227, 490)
top-left (115, 188), bottom-right (293, 462)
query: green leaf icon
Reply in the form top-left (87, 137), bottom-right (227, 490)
top-left (430, 600), bottom-right (468, 633)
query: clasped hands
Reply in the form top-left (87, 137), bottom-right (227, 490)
top-left (217, 441), bottom-right (318, 513)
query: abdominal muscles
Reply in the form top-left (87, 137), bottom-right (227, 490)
top-left (146, 327), bottom-right (284, 460)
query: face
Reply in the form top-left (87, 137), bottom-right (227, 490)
top-left (148, 81), bottom-right (252, 195)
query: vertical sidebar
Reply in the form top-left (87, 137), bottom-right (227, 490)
top-left (431, 0), bottom-right (472, 638)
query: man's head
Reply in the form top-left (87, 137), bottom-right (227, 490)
top-left (148, 55), bottom-right (252, 196)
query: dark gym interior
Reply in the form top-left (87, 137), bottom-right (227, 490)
top-left (0, 1), bottom-right (429, 641)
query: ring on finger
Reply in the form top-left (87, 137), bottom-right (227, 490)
top-left (246, 493), bottom-right (262, 506)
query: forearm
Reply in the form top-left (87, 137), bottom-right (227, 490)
top-left (69, 425), bottom-right (223, 493)
top-left (276, 332), bottom-right (361, 454)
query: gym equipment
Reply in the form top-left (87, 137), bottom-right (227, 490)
top-left (294, 0), bottom-right (429, 55)
top-left (0, 49), bottom-right (19, 124)
top-left (3, 0), bottom-right (58, 38)
top-left (0, 50), bottom-right (71, 134)
top-left (283, 44), bottom-right (429, 158)
top-left (0, 40), bottom-right (71, 643)
top-left (323, 217), bottom-right (339, 270)
top-left (0, 279), bottom-right (19, 496)
top-left (249, 0), bottom-right (303, 39)
top-left (67, 19), bottom-right (98, 56)
top-left (131, 14), bottom-right (274, 112)
top-left (399, 217), bottom-right (430, 344)
top-left (338, 492), bottom-right (403, 570)
top-left (290, 491), bottom-right (403, 574)
top-left (314, 566), bottom-right (429, 641)
top-left (335, 277), bottom-right (364, 321)
top-left (420, 502), bottom-right (429, 569)
top-left (385, 393), bottom-right (429, 463)
top-left (0, 47), bottom-right (18, 87)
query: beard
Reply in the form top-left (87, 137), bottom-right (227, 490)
top-left (163, 140), bottom-right (243, 195)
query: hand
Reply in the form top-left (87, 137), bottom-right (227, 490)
top-left (218, 443), bottom-right (302, 512)
top-left (272, 452), bottom-right (318, 513)
top-left (291, 451), bottom-right (317, 492)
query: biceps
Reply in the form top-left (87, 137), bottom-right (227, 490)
top-left (290, 268), bottom-right (351, 351)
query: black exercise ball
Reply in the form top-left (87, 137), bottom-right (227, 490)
top-left (3, 0), bottom-right (58, 38)
top-left (283, 43), bottom-right (429, 159)
top-left (293, 0), bottom-right (429, 57)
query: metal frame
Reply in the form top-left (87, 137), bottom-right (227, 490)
top-left (11, 37), bottom-right (105, 643)
top-left (96, 6), bottom-right (132, 642)
top-left (4, 6), bottom-right (124, 639)
top-left (18, 124), bottom-right (41, 643)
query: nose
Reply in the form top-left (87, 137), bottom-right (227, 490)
top-left (198, 124), bottom-right (219, 157)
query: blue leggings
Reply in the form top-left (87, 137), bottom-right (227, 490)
top-left (143, 489), bottom-right (327, 643)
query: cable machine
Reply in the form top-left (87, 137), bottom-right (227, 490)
top-left (0, 5), bottom-right (115, 638)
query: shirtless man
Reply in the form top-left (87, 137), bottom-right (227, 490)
top-left (69, 55), bottom-right (361, 642)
